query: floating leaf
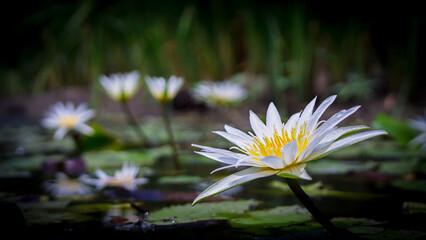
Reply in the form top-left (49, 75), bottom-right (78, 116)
top-left (78, 123), bottom-right (117, 151)
top-left (378, 158), bottom-right (420, 175)
top-left (146, 200), bottom-right (258, 225)
top-left (392, 180), bottom-right (426, 192)
top-left (83, 150), bottom-right (156, 170)
top-left (158, 175), bottom-right (203, 185)
top-left (230, 205), bottom-right (312, 228)
top-left (306, 159), bottom-right (376, 175)
top-left (372, 113), bottom-right (416, 146)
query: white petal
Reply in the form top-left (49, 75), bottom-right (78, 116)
top-left (306, 95), bottom-right (336, 133)
top-left (276, 163), bottom-right (311, 180)
top-left (312, 105), bottom-right (361, 140)
top-left (213, 131), bottom-right (248, 149)
top-left (266, 102), bottom-right (282, 131)
top-left (298, 96), bottom-right (317, 127)
top-left (74, 124), bottom-right (94, 136)
top-left (260, 156), bottom-right (284, 169)
top-left (249, 110), bottom-right (269, 138)
top-left (192, 167), bottom-right (277, 205)
top-left (194, 151), bottom-right (239, 165)
top-left (318, 125), bottom-right (369, 145)
top-left (281, 141), bottom-right (298, 165)
top-left (284, 111), bottom-right (301, 134)
top-left (224, 124), bottom-right (252, 142)
top-left (53, 127), bottom-right (69, 139)
top-left (307, 130), bottom-right (387, 161)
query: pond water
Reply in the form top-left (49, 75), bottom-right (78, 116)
top-left (1, 122), bottom-right (425, 239)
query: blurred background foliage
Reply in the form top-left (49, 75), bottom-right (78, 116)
top-left (1, 0), bottom-right (424, 107)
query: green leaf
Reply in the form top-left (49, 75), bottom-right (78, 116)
top-left (392, 180), bottom-right (426, 192)
top-left (83, 150), bottom-right (156, 170)
top-left (78, 123), bottom-right (117, 151)
top-left (372, 113), bottom-right (416, 146)
top-left (306, 159), bottom-right (376, 175)
top-left (146, 200), bottom-right (258, 225)
top-left (158, 175), bottom-right (203, 185)
top-left (230, 205), bottom-right (312, 228)
top-left (378, 158), bottom-right (420, 175)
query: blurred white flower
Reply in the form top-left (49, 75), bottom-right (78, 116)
top-left (99, 71), bottom-right (140, 102)
top-left (41, 102), bottom-right (95, 139)
top-left (193, 81), bottom-right (247, 107)
top-left (45, 172), bottom-right (92, 196)
top-left (145, 75), bottom-right (183, 103)
top-left (84, 163), bottom-right (148, 191)
top-left (192, 95), bottom-right (387, 205)
top-left (408, 111), bottom-right (426, 151)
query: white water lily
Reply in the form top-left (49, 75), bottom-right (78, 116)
top-left (145, 75), bottom-right (183, 103)
top-left (41, 102), bottom-right (95, 139)
top-left (194, 81), bottom-right (247, 107)
top-left (84, 163), bottom-right (148, 191)
top-left (99, 71), bottom-right (140, 102)
top-left (408, 111), bottom-right (426, 151)
top-left (192, 95), bottom-right (387, 205)
top-left (44, 172), bottom-right (93, 196)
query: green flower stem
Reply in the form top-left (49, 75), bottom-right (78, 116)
top-left (285, 178), bottom-right (350, 237)
top-left (120, 101), bottom-right (150, 147)
top-left (160, 102), bottom-right (181, 170)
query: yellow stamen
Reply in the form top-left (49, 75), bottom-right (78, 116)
top-left (240, 122), bottom-right (311, 163)
top-left (58, 116), bottom-right (78, 128)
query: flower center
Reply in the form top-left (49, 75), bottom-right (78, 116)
top-left (58, 116), bottom-right (78, 128)
top-left (241, 122), bottom-right (311, 161)
top-left (106, 177), bottom-right (134, 186)
top-left (58, 179), bottom-right (81, 190)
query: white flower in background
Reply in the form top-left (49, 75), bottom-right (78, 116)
top-left (192, 95), bottom-right (387, 204)
top-left (99, 71), bottom-right (140, 102)
top-left (408, 111), bottom-right (426, 151)
top-left (45, 172), bottom-right (92, 196)
top-left (145, 75), bottom-right (184, 103)
top-left (84, 163), bottom-right (148, 191)
top-left (194, 81), bottom-right (247, 107)
top-left (41, 102), bottom-right (95, 139)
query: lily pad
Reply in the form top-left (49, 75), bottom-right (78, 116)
top-left (306, 159), bottom-right (376, 175)
top-left (269, 181), bottom-right (386, 199)
top-left (83, 150), bottom-right (156, 170)
top-left (0, 154), bottom-right (47, 172)
top-left (230, 205), bottom-right (312, 228)
top-left (146, 200), bottom-right (258, 225)
top-left (392, 180), bottom-right (426, 193)
top-left (158, 175), bottom-right (204, 185)
top-left (378, 158), bottom-right (420, 175)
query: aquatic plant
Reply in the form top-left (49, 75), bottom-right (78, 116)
top-left (84, 163), bottom-right (148, 191)
top-left (192, 95), bottom-right (387, 235)
top-left (44, 172), bottom-right (92, 197)
top-left (41, 102), bottom-right (95, 140)
top-left (99, 71), bottom-right (150, 146)
top-left (408, 111), bottom-right (426, 151)
top-left (145, 75), bottom-right (184, 170)
top-left (193, 80), bottom-right (247, 107)
top-left (99, 71), bottom-right (141, 102)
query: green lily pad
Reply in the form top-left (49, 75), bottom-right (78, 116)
top-left (372, 113), bottom-right (416, 146)
top-left (158, 175), bottom-right (203, 184)
top-left (78, 123), bottom-right (117, 151)
top-left (392, 180), bottom-right (426, 192)
top-left (378, 158), bottom-right (420, 175)
top-left (306, 159), bottom-right (376, 175)
top-left (146, 200), bottom-right (258, 225)
top-left (83, 150), bottom-right (156, 170)
top-left (269, 181), bottom-right (386, 199)
top-left (230, 205), bottom-right (312, 228)
top-left (0, 154), bottom-right (47, 172)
